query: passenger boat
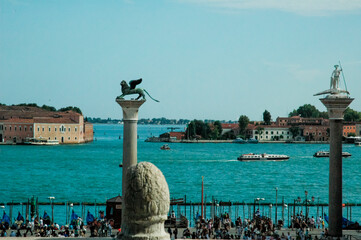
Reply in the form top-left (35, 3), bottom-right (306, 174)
top-left (313, 151), bottom-right (352, 158)
top-left (24, 138), bottom-right (59, 145)
top-left (160, 144), bottom-right (170, 150)
top-left (237, 153), bottom-right (289, 161)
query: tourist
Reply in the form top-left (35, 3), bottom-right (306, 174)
top-left (24, 220), bottom-right (33, 236)
top-left (168, 227), bottom-right (172, 238)
top-left (173, 227), bottom-right (178, 239)
top-left (311, 216), bottom-right (315, 230)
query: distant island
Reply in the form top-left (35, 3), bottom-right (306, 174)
top-left (86, 117), bottom-right (237, 125)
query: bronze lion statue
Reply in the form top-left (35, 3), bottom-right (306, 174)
top-left (117, 78), bottom-right (159, 102)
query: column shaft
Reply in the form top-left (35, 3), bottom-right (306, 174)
top-left (329, 119), bottom-right (343, 237)
top-left (122, 119), bottom-right (138, 197)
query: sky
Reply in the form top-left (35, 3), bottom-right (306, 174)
top-left (1, 0), bottom-right (361, 121)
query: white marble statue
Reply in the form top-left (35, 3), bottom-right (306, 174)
top-left (330, 65), bottom-right (342, 90)
top-left (120, 162), bottom-right (170, 240)
top-left (314, 64), bottom-right (349, 97)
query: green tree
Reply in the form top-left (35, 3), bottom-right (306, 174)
top-left (289, 126), bottom-right (300, 139)
top-left (41, 104), bottom-right (56, 112)
top-left (344, 108), bottom-right (361, 122)
top-left (209, 121), bottom-right (223, 139)
top-left (289, 104), bottom-right (323, 118)
top-left (185, 121), bottom-right (196, 139)
top-left (263, 110), bottom-right (271, 125)
top-left (238, 115), bottom-right (249, 136)
top-left (58, 106), bottom-right (82, 114)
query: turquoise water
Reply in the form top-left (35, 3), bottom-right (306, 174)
top-left (1, 124), bottom-right (361, 224)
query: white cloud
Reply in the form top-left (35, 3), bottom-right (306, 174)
top-left (180, 0), bottom-right (361, 16)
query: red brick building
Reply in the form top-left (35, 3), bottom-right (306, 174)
top-left (0, 106), bottom-right (93, 144)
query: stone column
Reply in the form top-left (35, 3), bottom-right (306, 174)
top-left (320, 97), bottom-right (353, 238)
top-left (116, 99), bottom-right (146, 225)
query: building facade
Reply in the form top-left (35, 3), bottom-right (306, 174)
top-left (0, 106), bottom-right (93, 144)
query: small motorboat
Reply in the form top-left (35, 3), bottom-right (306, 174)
top-left (160, 144), bottom-right (170, 150)
top-left (247, 138), bottom-right (259, 144)
top-left (233, 138), bottom-right (246, 144)
top-left (313, 151), bottom-right (352, 158)
top-left (237, 153), bottom-right (289, 161)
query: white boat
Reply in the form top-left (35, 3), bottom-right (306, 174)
top-left (24, 138), bottom-right (59, 145)
top-left (313, 151), bottom-right (351, 158)
top-left (355, 142), bottom-right (361, 147)
top-left (237, 153), bottom-right (289, 161)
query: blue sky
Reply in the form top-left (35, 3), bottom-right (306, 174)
top-left (1, 0), bottom-right (361, 121)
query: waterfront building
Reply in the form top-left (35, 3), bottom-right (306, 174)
top-left (356, 124), bottom-right (361, 136)
top-left (221, 123), bottom-right (239, 136)
top-left (0, 105), bottom-right (93, 144)
top-left (253, 125), bottom-right (292, 141)
top-left (343, 123), bottom-right (356, 137)
top-left (301, 125), bottom-right (329, 141)
top-left (276, 116), bottom-right (327, 126)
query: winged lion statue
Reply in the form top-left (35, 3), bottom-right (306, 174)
top-left (116, 78), bottom-right (159, 102)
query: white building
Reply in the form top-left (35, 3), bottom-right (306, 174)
top-left (253, 126), bottom-right (292, 141)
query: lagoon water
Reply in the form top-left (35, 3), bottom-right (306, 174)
top-left (1, 124), bottom-right (361, 224)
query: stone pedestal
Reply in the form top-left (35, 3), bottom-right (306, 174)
top-left (320, 97), bottom-right (353, 237)
top-left (116, 99), bottom-right (146, 233)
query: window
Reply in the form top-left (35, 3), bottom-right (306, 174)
top-left (30, 127), bottom-right (32, 131)
top-left (68, 137), bottom-right (70, 140)
top-left (75, 127), bottom-right (77, 132)
top-left (75, 137), bottom-right (77, 140)
top-left (49, 137), bottom-right (51, 140)
top-left (42, 128), bottom-right (44, 132)
top-left (266, 131), bottom-right (268, 134)
top-left (266, 136), bottom-right (268, 139)
top-left (19, 126), bottom-right (21, 131)
top-left (55, 137), bottom-right (57, 140)
top-left (49, 127), bottom-right (51, 132)
top-left (55, 128), bottom-right (57, 131)
top-left (25, 126), bottom-right (27, 131)
top-left (319, 132), bottom-right (321, 135)
top-left (10, 126), bottom-right (11, 131)
top-left (4, 127), bottom-right (6, 130)
top-left (271, 131), bottom-right (274, 134)
top-left (38, 127), bottom-right (40, 132)
top-left (14, 126), bottom-right (17, 131)
top-left (68, 127), bottom-right (71, 132)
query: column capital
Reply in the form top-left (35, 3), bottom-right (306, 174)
top-left (116, 99), bottom-right (146, 121)
top-left (320, 97), bottom-right (354, 120)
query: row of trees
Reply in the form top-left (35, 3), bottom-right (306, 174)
top-left (0, 103), bottom-right (82, 114)
top-left (185, 120), bottom-right (223, 140)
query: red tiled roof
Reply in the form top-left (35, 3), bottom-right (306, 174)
top-left (221, 123), bottom-right (239, 129)
top-left (0, 118), bottom-right (34, 123)
top-left (34, 116), bottom-right (79, 124)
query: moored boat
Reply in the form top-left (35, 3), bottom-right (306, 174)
top-left (313, 151), bottom-right (352, 158)
top-left (233, 138), bottom-right (246, 144)
top-left (355, 142), bottom-right (361, 147)
top-left (160, 144), bottom-right (170, 150)
top-left (237, 153), bottom-right (289, 161)
top-left (247, 138), bottom-right (259, 144)
top-left (24, 138), bottom-right (59, 145)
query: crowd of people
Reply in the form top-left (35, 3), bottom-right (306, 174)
top-left (163, 209), bottom-right (332, 240)
top-left (0, 210), bottom-right (114, 238)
